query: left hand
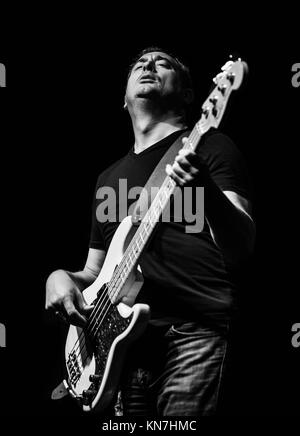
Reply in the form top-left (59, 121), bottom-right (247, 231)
top-left (166, 137), bottom-right (210, 187)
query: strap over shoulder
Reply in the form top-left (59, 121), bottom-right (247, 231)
top-left (132, 130), bottom-right (190, 225)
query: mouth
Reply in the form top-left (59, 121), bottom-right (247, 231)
top-left (139, 74), bottom-right (157, 83)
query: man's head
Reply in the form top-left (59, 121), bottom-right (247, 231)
top-left (124, 47), bottom-right (194, 114)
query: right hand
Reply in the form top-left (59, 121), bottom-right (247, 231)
top-left (45, 270), bottom-right (94, 327)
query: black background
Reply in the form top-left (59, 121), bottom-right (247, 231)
top-left (0, 8), bottom-right (299, 425)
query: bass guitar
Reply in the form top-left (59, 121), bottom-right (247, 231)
top-left (62, 57), bottom-right (248, 412)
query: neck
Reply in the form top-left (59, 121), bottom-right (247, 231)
top-left (129, 102), bottom-right (187, 154)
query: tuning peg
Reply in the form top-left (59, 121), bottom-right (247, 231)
top-left (221, 60), bottom-right (234, 72)
top-left (218, 84), bottom-right (227, 95)
top-left (209, 96), bottom-right (218, 105)
top-left (202, 106), bottom-right (210, 117)
top-left (229, 53), bottom-right (242, 62)
top-left (226, 72), bottom-right (235, 84)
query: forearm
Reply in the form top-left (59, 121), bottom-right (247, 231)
top-left (47, 269), bottom-right (96, 293)
top-left (204, 178), bottom-right (255, 265)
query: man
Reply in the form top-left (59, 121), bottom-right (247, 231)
top-left (46, 47), bottom-right (255, 416)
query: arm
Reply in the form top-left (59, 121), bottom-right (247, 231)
top-left (45, 248), bottom-right (106, 326)
top-left (202, 183), bottom-right (255, 265)
top-left (166, 140), bottom-right (255, 266)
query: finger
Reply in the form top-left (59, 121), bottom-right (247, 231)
top-left (172, 161), bottom-right (196, 184)
top-left (55, 310), bottom-right (68, 324)
top-left (46, 298), bottom-right (62, 312)
top-left (166, 164), bottom-right (187, 186)
top-left (178, 149), bottom-right (203, 167)
top-left (63, 297), bottom-right (88, 327)
top-left (175, 155), bottom-right (199, 174)
top-left (81, 305), bottom-right (94, 318)
top-left (46, 293), bottom-right (58, 310)
top-left (172, 161), bottom-right (190, 179)
top-left (178, 148), bottom-right (194, 157)
top-left (121, 295), bottom-right (134, 306)
top-left (181, 137), bottom-right (194, 151)
top-left (185, 154), bottom-right (204, 169)
top-left (175, 151), bottom-right (192, 167)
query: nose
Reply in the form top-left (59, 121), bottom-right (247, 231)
top-left (143, 58), bottom-right (156, 72)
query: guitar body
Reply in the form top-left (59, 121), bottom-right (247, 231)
top-left (65, 216), bottom-right (150, 412)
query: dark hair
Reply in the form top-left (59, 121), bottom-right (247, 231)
top-left (127, 46), bottom-right (193, 90)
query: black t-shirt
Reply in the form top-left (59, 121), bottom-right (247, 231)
top-left (89, 129), bottom-right (251, 328)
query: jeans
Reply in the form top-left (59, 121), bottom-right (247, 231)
top-left (114, 321), bottom-right (229, 416)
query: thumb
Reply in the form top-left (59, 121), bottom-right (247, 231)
top-left (182, 137), bottom-right (188, 145)
top-left (81, 304), bottom-right (94, 317)
top-left (76, 291), bottom-right (94, 316)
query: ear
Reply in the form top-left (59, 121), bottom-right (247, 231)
top-left (183, 88), bottom-right (194, 105)
top-left (123, 96), bottom-right (128, 110)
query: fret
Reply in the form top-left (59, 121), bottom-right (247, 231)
top-left (122, 262), bottom-right (129, 278)
top-left (132, 242), bottom-right (139, 258)
top-left (135, 238), bottom-right (142, 251)
top-left (162, 189), bottom-right (170, 208)
top-left (154, 203), bottom-right (161, 220)
top-left (139, 230), bottom-right (145, 244)
top-left (108, 284), bottom-right (115, 301)
top-left (120, 269), bottom-right (126, 281)
top-left (144, 220), bottom-right (151, 235)
top-left (148, 212), bottom-right (154, 229)
top-left (128, 251), bottom-right (134, 267)
top-left (167, 176), bottom-right (175, 191)
top-left (159, 190), bottom-right (166, 207)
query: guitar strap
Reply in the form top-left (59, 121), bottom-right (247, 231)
top-left (131, 129), bottom-right (190, 225)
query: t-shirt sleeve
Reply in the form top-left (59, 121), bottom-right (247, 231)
top-left (89, 178), bottom-right (106, 250)
top-left (200, 131), bottom-right (253, 201)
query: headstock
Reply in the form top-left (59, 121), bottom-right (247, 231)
top-left (198, 57), bottom-right (248, 133)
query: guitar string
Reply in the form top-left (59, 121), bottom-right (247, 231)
top-left (68, 127), bottom-right (202, 367)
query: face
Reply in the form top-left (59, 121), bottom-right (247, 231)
top-left (125, 51), bottom-right (184, 107)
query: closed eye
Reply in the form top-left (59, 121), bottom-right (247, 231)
top-left (157, 61), bottom-right (172, 69)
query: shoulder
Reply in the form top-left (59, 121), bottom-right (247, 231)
top-left (199, 129), bottom-right (246, 168)
top-left (201, 128), bottom-right (239, 156)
